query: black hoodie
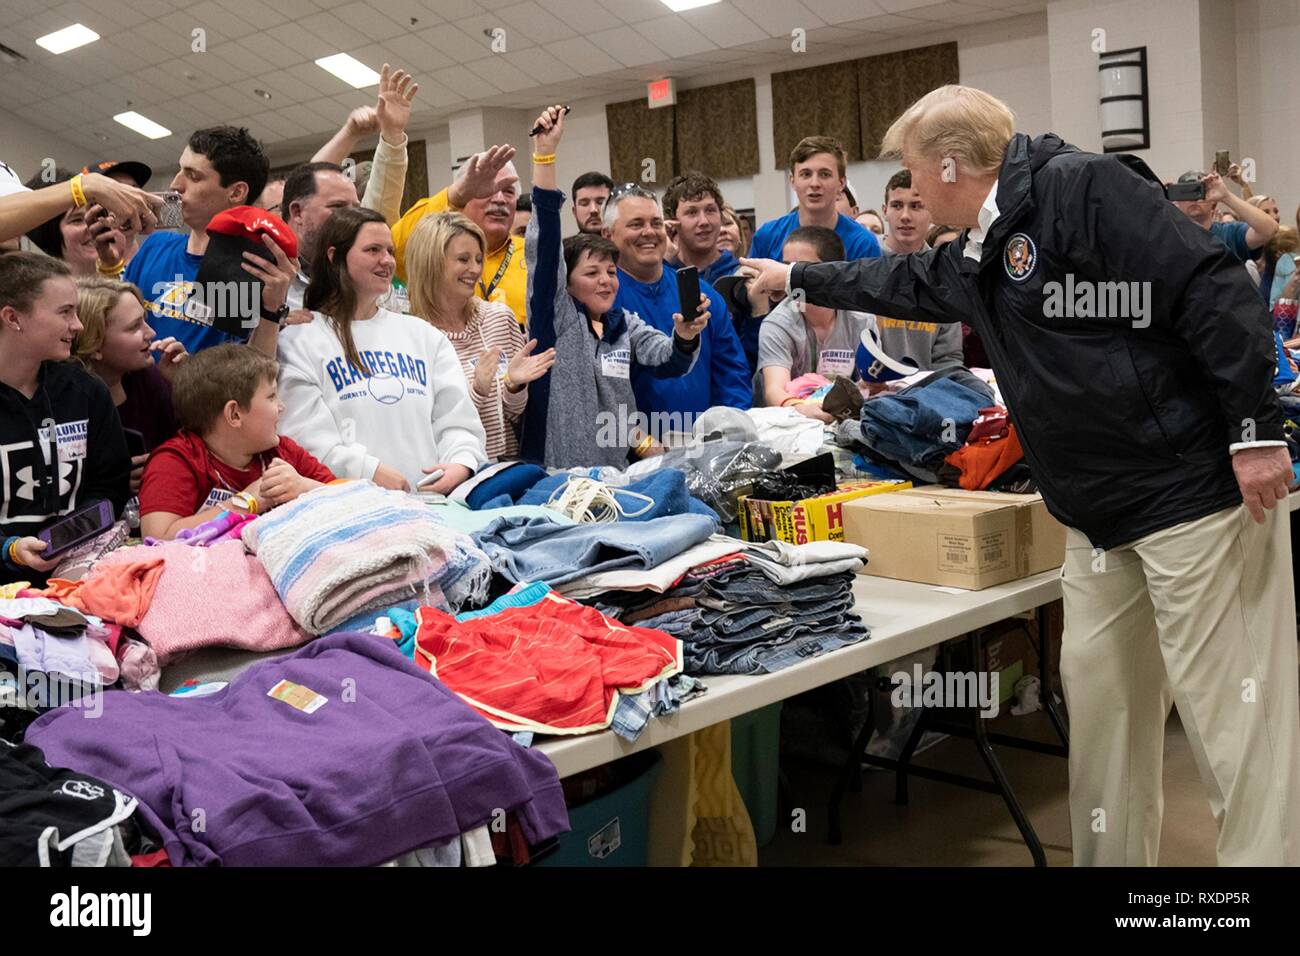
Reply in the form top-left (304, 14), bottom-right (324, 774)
top-left (0, 362), bottom-right (130, 569)
top-left (791, 133), bottom-right (1281, 550)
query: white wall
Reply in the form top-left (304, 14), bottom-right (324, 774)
top-left (0, 106), bottom-right (94, 184)
top-left (1235, 0), bottom-right (1300, 221)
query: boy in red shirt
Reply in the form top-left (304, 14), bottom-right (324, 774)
top-left (141, 343), bottom-right (334, 540)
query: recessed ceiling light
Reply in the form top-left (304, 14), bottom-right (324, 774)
top-left (254, 88), bottom-right (272, 100)
top-left (113, 110), bottom-right (171, 140)
top-left (659, 0), bottom-right (720, 11)
top-left (35, 23), bottom-right (99, 55)
top-left (314, 53), bottom-right (380, 89)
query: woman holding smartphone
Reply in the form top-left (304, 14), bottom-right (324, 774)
top-left (0, 253), bottom-right (130, 582)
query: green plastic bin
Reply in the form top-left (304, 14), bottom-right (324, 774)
top-left (536, 750), bottom-right (662, 867)
top-left (731, 701), bottom-right (783, 847)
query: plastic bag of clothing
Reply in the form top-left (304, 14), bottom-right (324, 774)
top-left (650, 441), bottom-right (783, 524)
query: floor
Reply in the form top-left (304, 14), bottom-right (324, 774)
top-left (759, 709), bottom-right (1219, 866)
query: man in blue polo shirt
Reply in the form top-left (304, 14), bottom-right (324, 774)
top-left (749, 135), bottom-right (882, 262)
top-left (1170, 169), bottom-right (1278, 262)
top-left (124, 126), bottom-right (296, 358)
top-left (605, 185), bottom-right (751, 431)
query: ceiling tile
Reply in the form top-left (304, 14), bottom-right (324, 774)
top-left (876, 0), bottom-right (945, 11)
top-left (550, 0), bottom-right (624, 34)
top-left (588, 24), bottom-right (668, 67)
top-left (496, 2), bottom-right (579, 44)
top-left (373, 30), bottom-right (438, 68)
top-left (543, 36), bottom-right (624, 76)
top-left (423, 24), bottom-right (496, 63)
top-left (501, 46), bottom-right (579, 84)
top-left (429, 63), bottom-right (501, 99)
top-left (331, 1), bottom-right (409, 42)
top-left (377, 0), bottom-right (437, 27)
top-left (449, 11), bottom-right (535, 51)
top-left (464, 56), bottom-right (536, 93)
top-left (902, 1), bottom-right (1010, 24)
top-left (800, 0), bottom-right (889, 22)
top-left (125, 0), bottom-right (185, 17)
top-left (210, 0), bottom-right (288, 31)
top-left (262, 21), bottom-right (336, 61)
top-left (298, 10), bottom-right (356, 49)
top-left (252, 68), bottom-right (325, 105)
top-left (679, 3), bottom-right (769, 47)
top-left (596, 0), bottom-right (668, 24)
top-left (205, 41), bottom-right (271, 76)
top-left (730, 0), bottom-right (827, 37)
top-left (411, 0), bottom-right (480, 18)
top-left (239, 30), bottom-right (309, 68)
top-left (184, 0), bottom-right (258, 38)
top-left (632, 16), bottom-right (720, 57)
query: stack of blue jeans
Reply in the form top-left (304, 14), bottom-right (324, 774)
top-left (598, 557), bottom-right (868, 676)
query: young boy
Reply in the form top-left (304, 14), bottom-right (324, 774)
top-left (140, 343), bottom-right (334, 540)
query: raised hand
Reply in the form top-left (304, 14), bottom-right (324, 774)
top-left (531, 104), bottom-right (565, 154)
top-left (672, 293), bottom-right (710, 341)
top-left (451, 145), bottom-right (518, 206)
top-left (376, 64), bottom-right (419, 143)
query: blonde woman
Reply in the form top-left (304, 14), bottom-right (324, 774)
top-left (406, 212), bottom-right (554, 460)
top-left (73, 276), bottom-right (188, 492)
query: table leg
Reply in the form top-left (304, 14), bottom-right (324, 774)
top-left (1037, 604), bottom-right (1069, 750)
top-left (827, 686), bottom-right (877, 846)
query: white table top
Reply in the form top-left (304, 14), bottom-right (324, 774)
top-left (536, 568), bottom-right (1063, 778)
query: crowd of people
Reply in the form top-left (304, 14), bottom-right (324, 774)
top-left (1, 63), bottom-right (1297, 586)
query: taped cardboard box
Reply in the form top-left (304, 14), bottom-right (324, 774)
top-left (737, 479), bottom-right (911, 545)
top-left (842, 488), bottom-right (1066, 589)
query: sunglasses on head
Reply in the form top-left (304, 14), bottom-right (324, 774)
top-left (608, 182), bottom-right (656, 202)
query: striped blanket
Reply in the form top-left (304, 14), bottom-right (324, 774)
top-left (242, 481), bottom-right (491, 635)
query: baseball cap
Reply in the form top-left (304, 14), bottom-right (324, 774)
top-left (0, 160), bottom-right (30, 198)
top-left (81, 160), bottom-right (153, 188)
top-left (1177, 170), bottom-right (1206, 184)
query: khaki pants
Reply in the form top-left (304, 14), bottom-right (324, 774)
top-left (1060, 504), bottom-right (1300, 866)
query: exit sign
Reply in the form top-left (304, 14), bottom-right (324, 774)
top-left (647, 78), bottom-right (676, 108)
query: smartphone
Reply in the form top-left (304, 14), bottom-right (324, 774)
top-left (123, 428), bottom-right (146, 458)
top-left (676, 265), bottom-right (701, 323)
top-left (1213, 149), bottom-right (1230, 176)
top-left (1166, 181), bottom-right (1206, 201)
top-left (37, 500), bottom-right (115, 559)
top-left (152, 191), bottom-right (183, 230)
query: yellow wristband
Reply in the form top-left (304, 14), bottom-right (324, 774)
top-left (97, 258), bottom-right (125, 276)
top-left (532, 153), bottom-right (556, 165)
top-left (634, 435), bottom-right (654, 456)
top-left (7, 539), bottom-right (21, 565)
top-left (70, 174), bottom-right (87, 207)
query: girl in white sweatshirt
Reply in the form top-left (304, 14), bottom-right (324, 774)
top-left (276, 207), bottom-right (486, 494)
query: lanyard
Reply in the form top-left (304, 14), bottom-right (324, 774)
top-left (478, 241), bottom-right (514, 302)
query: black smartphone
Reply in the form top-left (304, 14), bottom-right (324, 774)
top-left (37, 500), bottom-right (114, 558)
top-left (1166, 181), bottom-right (1206, 201)
top-left (124, 427), bottom-right (146, 458)
top-left (1213, 149), bottom-right (1230, 176)
top-left (676, 265), bottom-right (700, 323)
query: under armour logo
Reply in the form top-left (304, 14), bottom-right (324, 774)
top-left (14, 462), bottom-right (73, 500)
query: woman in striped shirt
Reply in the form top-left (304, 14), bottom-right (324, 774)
top-left (406, 212), bottom-right (554, 460)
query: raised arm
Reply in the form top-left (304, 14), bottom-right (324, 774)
top-left (361, 64), bottom-right (418, 225)
top-left (525, 105), bottom-right (571, 355)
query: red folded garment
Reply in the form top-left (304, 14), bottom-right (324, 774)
top-left (945, 425), bottom-right (1024, 490)
top-left (414, 589), bottom-right (681, 735)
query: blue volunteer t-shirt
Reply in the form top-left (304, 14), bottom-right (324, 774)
top-left (1209, 220), bottom-right (1251, 263)
top-left (749, 210), bottom-right (882, 261)
top-left (124, 232), bottom-right (233, 356)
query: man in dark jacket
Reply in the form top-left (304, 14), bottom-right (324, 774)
top-left (744, 85), bottom-right (1300, 867)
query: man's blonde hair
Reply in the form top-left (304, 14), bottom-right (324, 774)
top-left (881, 85), bottom-right (1015, 175)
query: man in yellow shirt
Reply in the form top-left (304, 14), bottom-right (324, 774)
top-left (392, 145), bottom-right (527, 327)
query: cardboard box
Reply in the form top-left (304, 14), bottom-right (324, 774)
top-left (842, 487), bottom-right (1066, 589)
top-left (737, 479), bottom-right (912, 545)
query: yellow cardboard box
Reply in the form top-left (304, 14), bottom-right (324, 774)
top-left (842, 487), bottom-right (1066, 589)
top-left (737, 480), bottom-right (912, 545)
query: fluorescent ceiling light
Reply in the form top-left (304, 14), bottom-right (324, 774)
top-left (35, 23), bottom-right (99, 54)
top-left (315, 53), bottom-right (381, 88)
top-left (113, 111), bottom-right (171, 140)
top-left (659, 0), bottom-right (721, 10)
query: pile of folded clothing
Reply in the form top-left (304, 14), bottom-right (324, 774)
top-left (242, 481), bottom-right (492, 635)
top-left (25, 631), bottom-right (569, 866)
top-left (592, 540), bottom-right (871, 676)
top-left (835, 367), bottom-right (994, 484)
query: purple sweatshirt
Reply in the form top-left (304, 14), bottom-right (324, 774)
top-left (26, 632), bottom-right (569, 866)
